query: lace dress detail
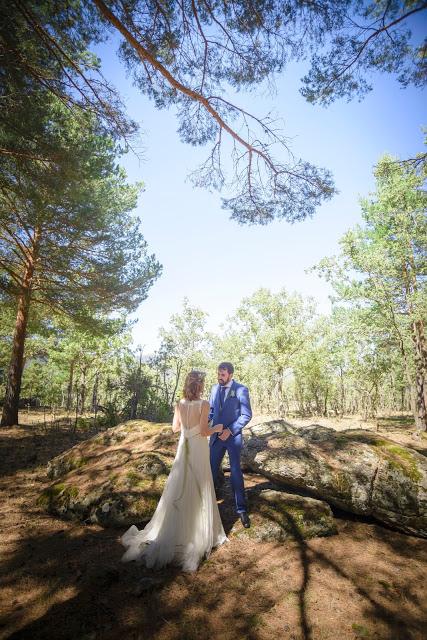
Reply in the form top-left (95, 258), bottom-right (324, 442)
top-left (120, 399), bottom-right (227, 572)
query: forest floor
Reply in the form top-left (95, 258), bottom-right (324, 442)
top-left (0, 413), bottom-right (426, 640)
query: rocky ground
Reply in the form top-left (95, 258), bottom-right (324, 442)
top-left (0, 414), bottom-right (427, 640)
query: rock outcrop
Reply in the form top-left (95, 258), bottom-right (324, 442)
top-left (231, 489), bottom-right (337, 541)
top-left (39, 418), bottom-right (427, 538)
top-left (38, 420), bottom-right (178, 527)
top-left (241, 421), bottom-right (427, 537)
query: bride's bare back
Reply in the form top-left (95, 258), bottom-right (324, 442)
top-left (173, 398), bottom-right (221, 436)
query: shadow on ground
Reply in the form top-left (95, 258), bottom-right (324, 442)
top-left (1, 425), bottom-right (426, 640)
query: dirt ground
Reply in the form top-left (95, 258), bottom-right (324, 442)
top-left (0, 414), bottom-right (426, 640)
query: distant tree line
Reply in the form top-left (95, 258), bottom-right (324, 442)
top-left (2, 153), bottom-right (425, 430)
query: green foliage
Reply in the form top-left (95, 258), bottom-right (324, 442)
top-left (301, 1), bottom-right (427, 105)
top-left (151, 298), bottom-right (212, 407)
top-left (2, 149), bottom-right (425, 426)
top-left (104, 0), bottom-right (343, 223)
top-left (2, 1), bottom-right (425, 228)
top-left (0, 0), bottom-right (136, 149)
top-left (0, 33), bottom-right (161, 423)
top-left (0, 96), bottom-right (161, 323)
top-left (7, 314), bottom-right (172, 424)
top-left (215, 288), bottom-right (316, 413)
top-left (314, 153), bottom-right (427, 426)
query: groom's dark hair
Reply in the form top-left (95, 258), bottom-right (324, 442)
top-left (218, 362), bottom-right (234, 374)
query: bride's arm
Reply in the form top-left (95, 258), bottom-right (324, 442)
top-left (172, 403), bottom-right (181, 432)
top-left (200, 400), bottom-right (223, 437)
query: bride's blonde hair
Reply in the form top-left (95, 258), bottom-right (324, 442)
top-left (182, 370), bottom-right (205, 401)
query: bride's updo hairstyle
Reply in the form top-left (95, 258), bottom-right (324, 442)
top-left (182, 370), bottom-right (205, 401)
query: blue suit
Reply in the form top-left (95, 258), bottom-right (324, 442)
top-left (209, 380), bottom-right (252, 514)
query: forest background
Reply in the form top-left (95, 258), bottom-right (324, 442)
top-left (1, 0), bottom-right (426, 432)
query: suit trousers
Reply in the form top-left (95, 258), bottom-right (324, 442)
top-left (210, 432), bottom-right (247, 514)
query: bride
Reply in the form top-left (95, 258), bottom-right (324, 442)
top-left (120, 370), bottom-right (227, 572)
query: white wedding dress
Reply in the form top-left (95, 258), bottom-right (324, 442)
top-left (120, 399), bottom-right (227, 572)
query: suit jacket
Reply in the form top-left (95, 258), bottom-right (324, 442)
top-left (209, 380), bottom-right (252, 443)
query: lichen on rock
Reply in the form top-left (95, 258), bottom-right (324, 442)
top-left (242, 421), bottom-right (427, 537)
top-left (231, 489), bottom-right (336, 542)
top-left (38, 420), bottom-right (176, 528)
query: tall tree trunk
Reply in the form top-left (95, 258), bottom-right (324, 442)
top-left (403, 257), bottom-right (427, 430)
top-left (80, 366), bottom-right (87, 415)
top-left (159, 368), bottom-right (169, 407)
top-left (0, 289), bottom-right (31, 426)
top-left (412, 319), bottom-right (427, 431)
top-left (66, 358), bottom-right (75, 411)
top-left (323, 387), bottom-right (329, 417)
top-left (130, 349), bottom-right (143, 419)
top-left (276, 367), bottom-right (287, 416)
top-left (91, 372), bottom-right (99, 412)
top-left (1, 227), bottom-right (40, 427)
top-left (339, 366), bottom-right (345, 417)
top-left (129, 371), bottom-right (138, 420)
top-left (170, 360), bottom-right (182, 407)
top-left (313, 390), bottom-right (321, 415)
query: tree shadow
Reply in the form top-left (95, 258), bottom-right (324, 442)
top-left (1, 511), bottom-right (279, 640)
top-left (376, 415), bottom-right (415, 430)
top-left (2, 422), bottom-right (426, 640)
top-left (253, 497), bottom-right (313, 639)
top-left (0, 425), bottom-right (104, 478)
top-left (308, 541), bottom-right (425, 640)
top-left (206, 474), bottom-right (322, 640)
top-left (2, 484), bottom-right (426, 640)
top-left (245, 486), bottom-right (425, 640)
top-left (1, 525), bottom-right (129, 639)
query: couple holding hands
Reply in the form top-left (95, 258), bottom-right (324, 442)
top-left (121, 362), bottom-right (252, 572)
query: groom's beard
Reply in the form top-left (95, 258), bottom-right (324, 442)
top-left (218, 372), bottom-right (232, 385)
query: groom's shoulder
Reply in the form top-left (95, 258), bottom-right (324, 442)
top-left (234, 381), bottom-right (249, 393)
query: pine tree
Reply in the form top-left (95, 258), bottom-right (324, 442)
top-left (0, 98), bottom-right (161, 426)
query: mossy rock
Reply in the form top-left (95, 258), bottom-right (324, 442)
top-left (47, 455), bottom-right (90, 480)
top-left (231, 490), bottom-right (336, 542)
top-left (243, 421), bottom-right (427, 537)
top-left (37, 483), bottom-right (80, 515)
top-left (134, 452), bottom-right (170, 477)
top-left (39, 419), bottom-right (178, 528)
top-left (39, 473), bottom-right (169, 527)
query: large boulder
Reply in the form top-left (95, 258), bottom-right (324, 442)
top-left (230, 489), bottom-right (337, 542)
top-left (39, 419), bottom-right (339, 540)
top-left (38, 420), bottom-right (178, 527)
top-left (241, 420), bottom-right (427, 537)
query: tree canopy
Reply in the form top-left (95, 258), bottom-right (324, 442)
top-left (0, 98), bottom-right (161, 322)
top-left (3, 1), bottom-right (425, 225)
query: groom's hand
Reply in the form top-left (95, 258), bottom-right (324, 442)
top-left (219, 428), bottom-right (231, 441)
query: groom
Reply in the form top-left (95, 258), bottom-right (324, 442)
top-left (209, 362), bottom-right (252, 528)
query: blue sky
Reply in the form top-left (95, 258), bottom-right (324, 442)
top-left (95, 25), bottom-right (426, 355)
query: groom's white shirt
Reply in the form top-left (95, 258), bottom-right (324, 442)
top-left (221, 380), bottom-right (233, 403)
